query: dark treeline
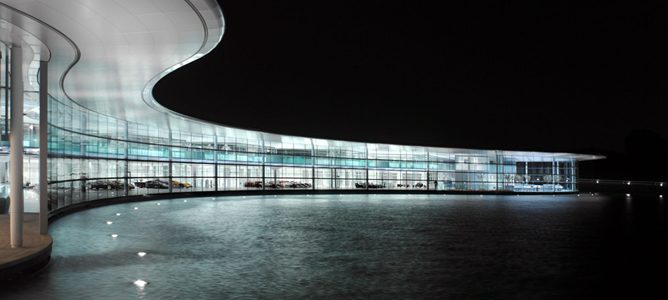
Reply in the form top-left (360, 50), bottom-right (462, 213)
top-left (578, 130), bottom-right (668, 182)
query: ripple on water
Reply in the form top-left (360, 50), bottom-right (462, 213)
top-left (2, 193), bottom-right (664, 299)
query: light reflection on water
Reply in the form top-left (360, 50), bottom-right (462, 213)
top-left (1, 194), bottom-right (666, 299)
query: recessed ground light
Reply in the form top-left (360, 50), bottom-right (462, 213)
top-left (660, 195), bottom-right (664, 199)
top-left (106, 221), bottom-right (113, 225)
top-left (133, 279), bottom-right (148, 288)
top-left (184, 199), bottom-right (187, 202)
top-left (137, 252), bottom-right (147, 257)
top-left (116, 213), bottom-right (121, 216)
top-left (156, 203), bottom-right (161, 206)
top-left (626, 194), bottom-right (631, 197)
top-left (111, 234), bottom-right (118, 238)
top-left (134, 207), bottom-right (139, 210)
top-left (627, 182), bottom-right (631, 186)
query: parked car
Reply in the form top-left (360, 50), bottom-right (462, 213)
top-left (356, 182), bottom-right (385, 189)
top-left (283, 181), bottom-right (312, 188)
top-left (244, 181), bottom-right (263, 188)
top-left (266, 182), bottom-right (284, 189)
top-left (171, 180), bottom-right (192, 188)
top-left (89, 180), bottom-right (134, 190)
top-left (145, 179), bottom-right (170, 189)
top-left (134, 181), bottom-right (147, 188)
top-left (115, 180), bottom-right (135, 190)
top-left (89, 180), bottom-right (114, 190)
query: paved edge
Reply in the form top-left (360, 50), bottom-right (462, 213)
top-left (0, 235), bottom-right (52, 282)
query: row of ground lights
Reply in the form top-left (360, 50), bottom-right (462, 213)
top-left (106, 199), bottom-right (189, 290)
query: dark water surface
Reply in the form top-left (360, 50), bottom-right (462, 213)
top-left (2, 194), bottom-right (667, 299)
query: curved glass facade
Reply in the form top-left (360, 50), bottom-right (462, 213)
top-left (43, 90), bottom-right (581, 211)
top-left (0, 2), bottom-right (595, 216)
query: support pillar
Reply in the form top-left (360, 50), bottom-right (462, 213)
top-left (10, 46), bottom-right (24, 247)
top-left (426, 151), bottom-right (430, 191)
top-left (124, 121), bottom-right (129, 197)
top-left (551, 158), bottom-right (556, 193)
top-left (168, 131), bottom-right (173, 193)
top-left (39, 60), bottom-right (48, 234)
top-left (213, 135), bottom-right (218, 192)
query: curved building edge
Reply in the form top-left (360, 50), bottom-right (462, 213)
top-left (0, 0), bottom-right (605, 219)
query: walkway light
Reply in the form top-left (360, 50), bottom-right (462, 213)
top-left (596, 180), bottom-right (600, 184)
top-left (134, 207), bottom-right (139, 210)
top-left (626, 193), bottom-right (631, 197)
top-left (133, 279), bottom-right (148, 288)
top-left (137, 252), bottom-right (147, 257)
top-left (106, 221), bottom-right (113, 225)
top-left (627, 181), bottom-right (631, 186)
top-left (111, 234), bottom-right (118, 238)
top-left (116, 213), bottom-right (121, 216)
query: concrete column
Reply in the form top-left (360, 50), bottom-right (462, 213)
top-left (365, 145), bottom-right (369, 191)
top-left (168, 131), bottom-right (173, 193)
top-left (426, 150), bottom-right (430, 191)
top-left (310, 139), bottom-right (315, 191)
top-left (39, 60), bottom-right (48, 234)
top-left (124, 121), bottom-right (129, 196)
top-left (213, 135), bottom-right (218, 192)
top-left (10, 46), bottom-right (24, 247)
top-left (551, 158), bottom-right (556, 193)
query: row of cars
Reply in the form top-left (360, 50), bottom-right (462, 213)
top-left (354, 182), bottom-right (386, 189)
top-left (397, 183), bottom-right (426, 188)
top-left (86, 179), bottom-right (192, 190)
top-left (244, 180), bottom-right (313, 189)
top-left (243, 181), bottom-right (426, 189)
top-left (355, 182), bottom-right (427, 189)
top-left (134, 179), bottom-right (192, 189)
top-left (87, 180), bottom-right (134, 190)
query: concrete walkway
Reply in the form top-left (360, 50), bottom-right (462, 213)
top-left (0, 213), bottom-right (52, 280)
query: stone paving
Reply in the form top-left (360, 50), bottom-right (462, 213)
top-left (0, 213), bottom-right (52, 274)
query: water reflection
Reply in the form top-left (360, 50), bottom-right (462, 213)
top-left (1, 194), bottom-right (666, 299)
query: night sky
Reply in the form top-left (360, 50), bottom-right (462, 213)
top-left (154, 0), bottom-right (667, 155)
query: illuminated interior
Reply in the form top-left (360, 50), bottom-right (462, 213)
top-left (0, 0), bottom-right (603, 213)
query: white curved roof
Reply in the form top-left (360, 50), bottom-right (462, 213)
top-left (0, 0), bottom-right (603, 161)
top-left (0, 0), bottom-right (223, 131)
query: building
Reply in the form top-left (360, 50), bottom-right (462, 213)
top-left (0, 1), bottom-right (601, 245)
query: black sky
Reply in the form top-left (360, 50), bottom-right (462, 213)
top-left (154, 0), bottom-right (668, 154)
